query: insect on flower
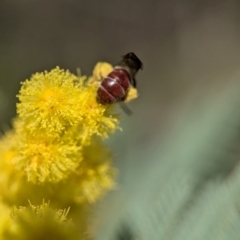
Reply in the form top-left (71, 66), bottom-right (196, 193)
top-left (96, 52), bottom-right (143, 105)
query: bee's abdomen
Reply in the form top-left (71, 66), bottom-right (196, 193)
top-left (97, 69), bottom-right (131, 104)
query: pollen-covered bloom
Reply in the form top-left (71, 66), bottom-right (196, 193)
top-left (0, 203), bottom-right (11, 237)
top-left (17, 65), bottom-right (120, 142)
top-left (17, 66), bottom-right (120, 140)
top-left (17, 67), bottom-right (82, 136)
top-left (60, 138), bottom-right (116, 204)
top-left (0, 133), bottom-right (116, 206)
top-left (2, 202), bottom-right (80, 240)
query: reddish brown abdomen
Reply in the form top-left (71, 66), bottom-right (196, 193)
top-left (97, 69), bottom-right (131, 104)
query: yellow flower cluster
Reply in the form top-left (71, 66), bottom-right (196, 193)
top-left (1, 202), bottom-right (80, 240)
top-left (17, 66), bottom-right (119, 144)
top-left (0, 134), bottom-right (115, 207)
top-left (0, 61), bottom-right (138, 239)
top-left (0, 62), bottom-right (121, 202)
top-left (7, 64), bottom-right (119, 184)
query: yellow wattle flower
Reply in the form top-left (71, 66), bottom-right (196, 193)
top-left (65, 138), bottom-right (116, 204)
top-left (17, 131), bottom-right (82, 183)
top-left (0, 203), bottom-right (11, 237)
top-left (17, 65), bottom-right (120, 143)
top-left (0, 119), bottom-right (83, 184)
top-left (3, 202), bottom-right (80, 240)
top-left (17, 67), bottom-right (82, 136)
top-left (74, 83), bottom-right (119, 145)
top-left (0, 132), bottom-right (115, 206)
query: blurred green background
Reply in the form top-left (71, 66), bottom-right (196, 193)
top-left (1, 1), bottom-right (240, 240)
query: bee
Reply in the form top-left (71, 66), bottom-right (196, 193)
top-left (96, 52), bottom-right (143, 105)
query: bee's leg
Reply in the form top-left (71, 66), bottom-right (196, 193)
top-left (132, 77), bottom-right (137, 88)
top-left (119, 101), bottom-right (133, 116)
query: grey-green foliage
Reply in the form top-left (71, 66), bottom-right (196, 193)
top-left (132, 170), bottom-right (240, 240)
top-left (94, 73), bottom-right (240, 240)
top-left (128, 80), bottom-right (240, 239)
top-left (172, 173), bottom-right (240, 240)
top-left (129, 171), bottom-right (193, 240)
top-left (131, 86), bottom-right (240, 240)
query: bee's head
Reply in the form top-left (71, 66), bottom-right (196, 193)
top-left (122, 52), bottom-right (143, 71)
